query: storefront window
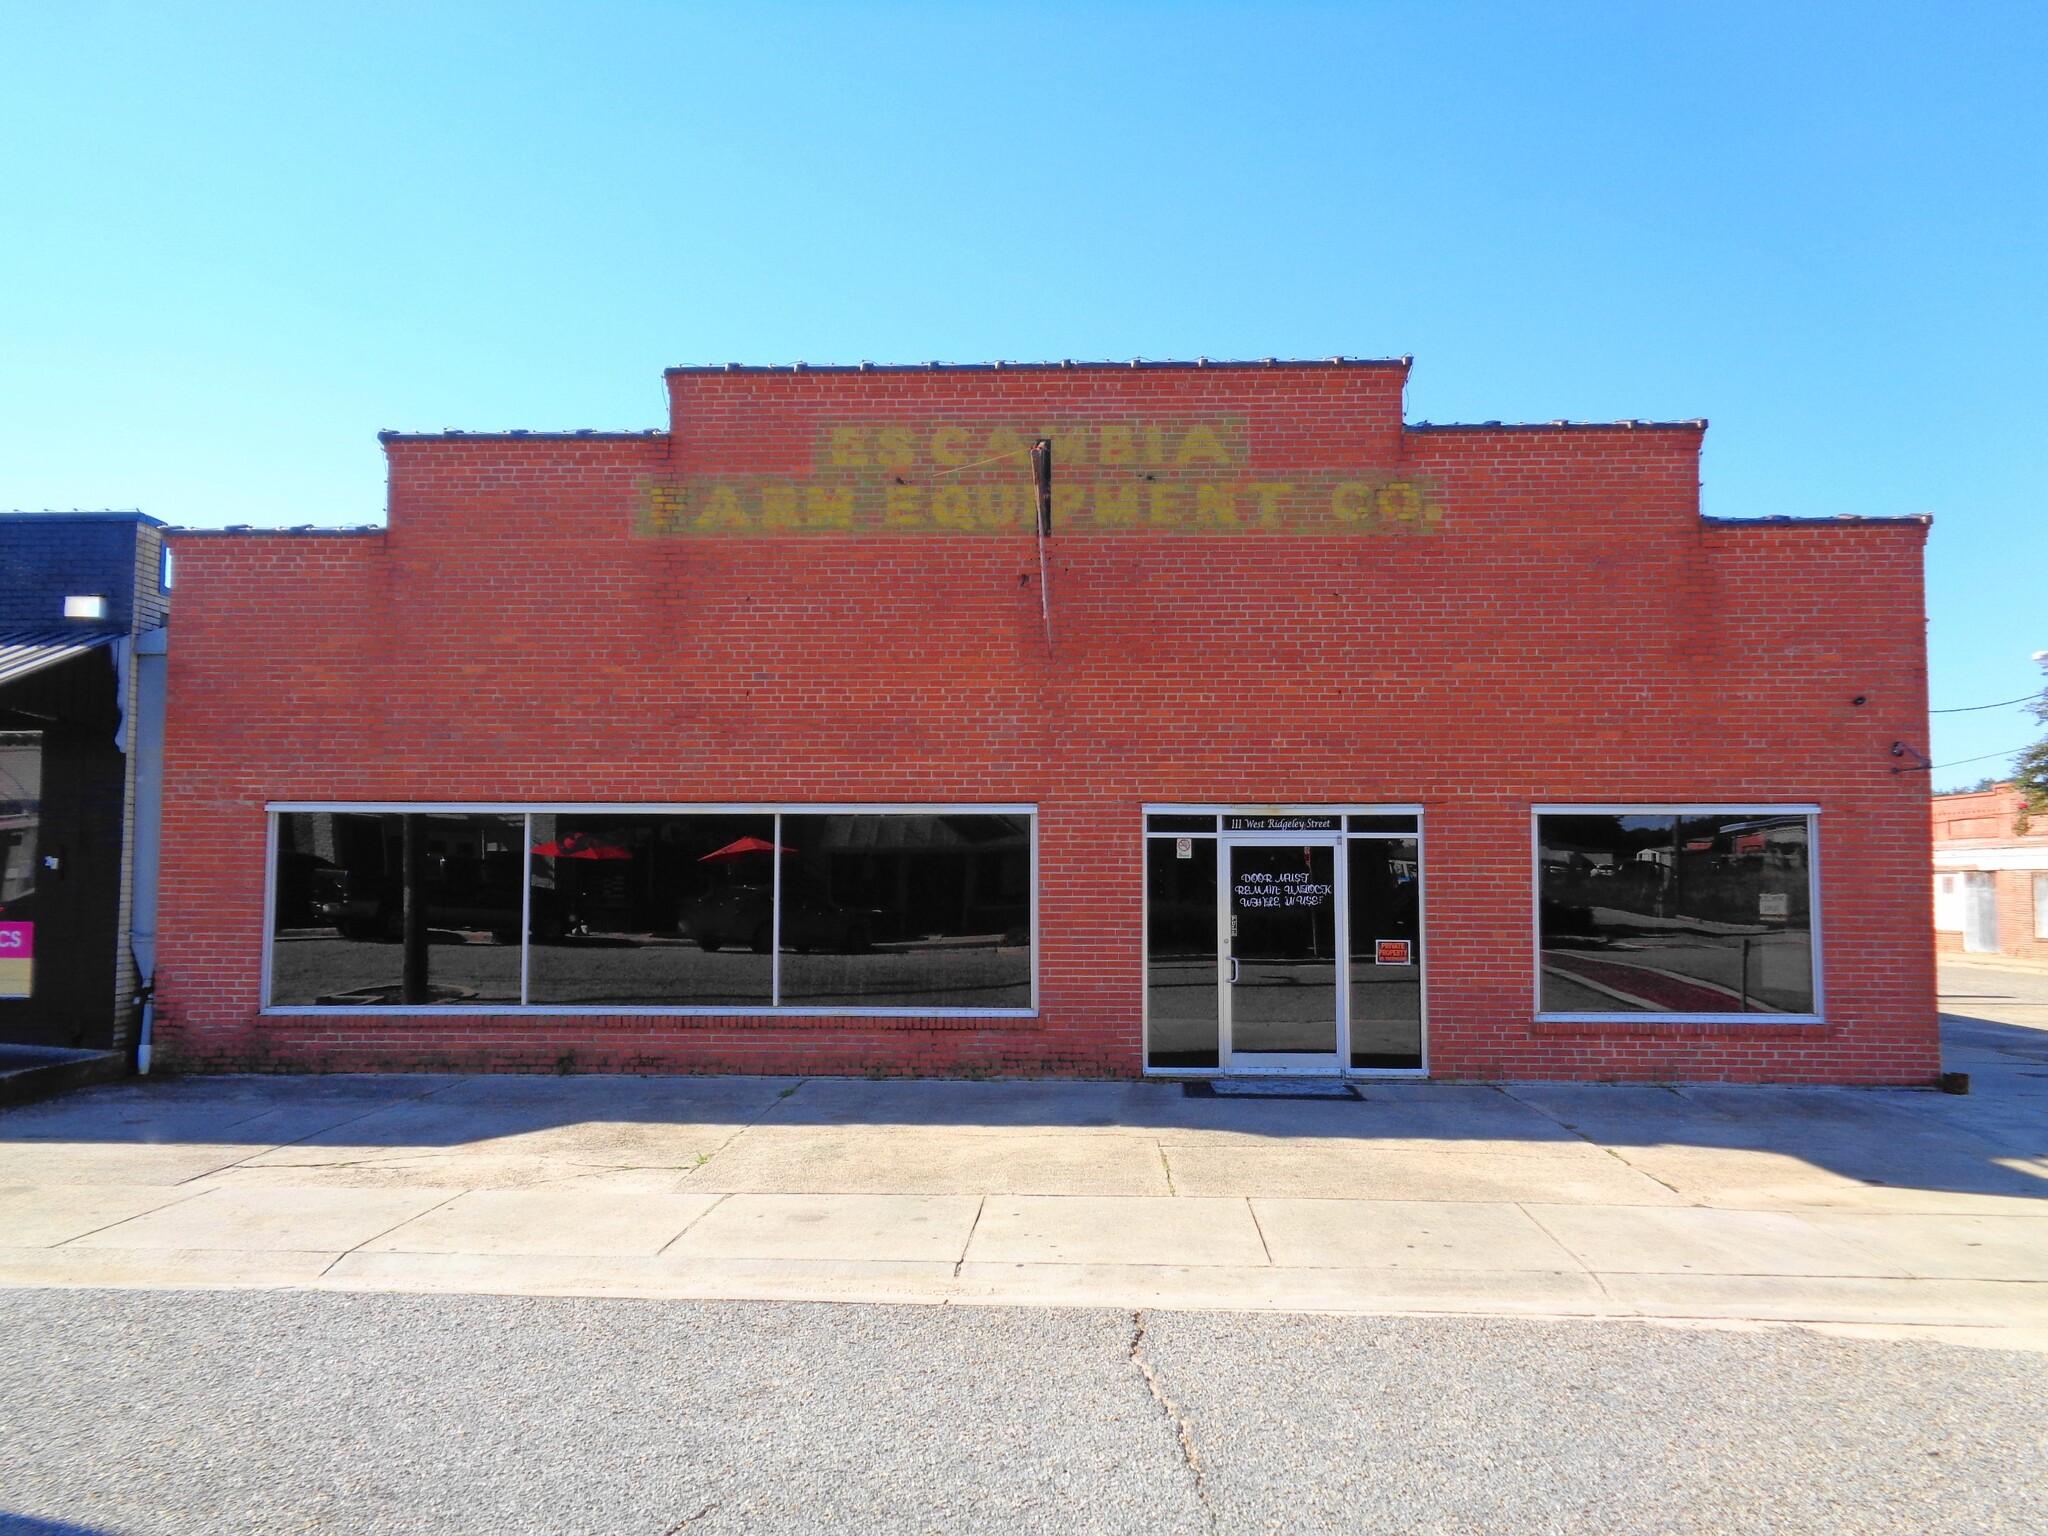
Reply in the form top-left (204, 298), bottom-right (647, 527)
top-left (1537, 812), bottom-right (1816, 1016)
top-left (525, 813), bottom-right (776, 1007)
top-left (1145, 835), bottom-right (1219, 1067)
top-left (267, 807), bottom-right (1035, 1012)
top-left (0, 732), bottom-right (41, 913)
top-left (1348, 837), bottom-right (1422, 1067)
top-left (270, 812), bottom-right (523, 1006)
top-left (777, 813), bottom-right (1032, 1008)
top-left (0, 732), bottom-right (41, 1000)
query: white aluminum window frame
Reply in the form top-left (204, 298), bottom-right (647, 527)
top-left (1531, 804), bottom-right (1825, 1025)
top-left (1140, 803), bottom-right (1429, 1078)
top-left (262, 802), bottom-right (1039, 1018)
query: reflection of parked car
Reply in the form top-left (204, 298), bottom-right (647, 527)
top-left (312, 857), bottom-right (532, 943)
top-left (678, 885), bottom-right (878, 954)
top-left (274, 850), bottom-right (335, 928)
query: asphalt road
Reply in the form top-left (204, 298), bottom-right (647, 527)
top-left (1943, 960), bottom-right (2048, 1010)
top-left (3, 1291), bottom-right (2043, 1536)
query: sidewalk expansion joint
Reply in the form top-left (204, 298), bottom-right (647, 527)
top-left (1496, 1082), bottom-right (1688, 1199)
top-left (954, 1196), bottom-right (987, 1278)
top-left (195, 1075), bottom-right (475, 1185)
top-left (1246, 1201), bottom-right (1274, 1265)
top-left (320, 1189), bottom-right (469, 1277)
top-left (655, 1194), bottom-right (727, 1258)
top-left (1129, 1309), bottom-right (1218, 1534)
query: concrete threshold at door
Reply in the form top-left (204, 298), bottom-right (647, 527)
top-left (3, 1245), bottom-right (2045, 1348)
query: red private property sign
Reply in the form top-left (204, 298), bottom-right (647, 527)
top-left (1375, 939), bottom-right (1412, 967)
top-left (0, 921), bottom-right (31, 997)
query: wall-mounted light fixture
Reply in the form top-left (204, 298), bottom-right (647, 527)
top-left (63, 595), bottom-right (108, 620)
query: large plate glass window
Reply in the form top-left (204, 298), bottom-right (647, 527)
top-left (778, 813), bottom-right (1032, 1008)
top-left (1536, 812), bottom-right (1815, 1016)
top-left (267, 807), bottom-right (1034, 1012)
top-left (527, 813), bottom-right (775, 1007)
top-left (271, 812), bottom-right (523, 1006)
top-left (1348, 836), bottom-right (1422, 1067)
top-left (1146, 834), bottom-right (1218, 1068)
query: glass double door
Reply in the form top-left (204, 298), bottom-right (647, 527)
top-left (1226, 839), bottom-right (1342, 1070)
top-left (1143, 823), bottom-right (1425, 1074)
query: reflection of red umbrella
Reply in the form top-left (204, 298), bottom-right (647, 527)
top-left (699, 836), bottom-right (795, 863)
top-left (531, 832), bottom-right (634, 860)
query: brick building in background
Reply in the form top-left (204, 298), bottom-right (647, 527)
top-left (1933, 783), bottom-right (2048, 963)
top-left (158, 359), bottom-right (1939, 1083)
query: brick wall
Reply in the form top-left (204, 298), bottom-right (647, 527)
top-left (1932, 783), bottom-right (2048, 962)
top-left (1932, 783), bottom-right (2041, 845)
top-left (1933, 870), bottom-right (2048, 962)
top-left (154, 362), bottom-right (1941, 1083)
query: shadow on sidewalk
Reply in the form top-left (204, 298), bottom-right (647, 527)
top-left (0, 1006), bottom-right (2041, 1208)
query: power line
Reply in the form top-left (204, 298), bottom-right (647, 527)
top-left (1930, 691), bottom-right (2045, 714)
top-left (1930, 743), bottom-right (2038, 771)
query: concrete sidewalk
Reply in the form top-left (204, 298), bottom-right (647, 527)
top-left (1, 962), bottom-right (2043, 1347)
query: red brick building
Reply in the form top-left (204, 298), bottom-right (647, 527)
top-left (157, 359), bottom-right (1940, 1083)
top-left (1933, 783), bottom-right (2048, 963)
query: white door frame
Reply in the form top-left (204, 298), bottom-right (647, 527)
top-left (1962, 871), bottom-right (1999, 954)
top-left (1219, 832), bottom-right (1347, 1074)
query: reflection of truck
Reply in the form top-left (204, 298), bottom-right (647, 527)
top-left (678, 885), bottom-right (879, 954)
top-left (312, 854), bottom-right (531, 942)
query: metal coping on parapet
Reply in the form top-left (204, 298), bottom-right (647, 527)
top-left (0, 509), bottom-right (169, 525)
top-left (1702, 513), bottom-right (1934, 527)
top-left (170, 525), bottom-right (387, 537)
top-left (377, 429), bottom-right (664, 442)
top-left (662, 356), bottom-right (1416, 376)
top-left (1405, 419), bottom-right (1709, 432)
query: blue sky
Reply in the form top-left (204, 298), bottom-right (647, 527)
top-left (2, 2), bottom-right (2042, 781)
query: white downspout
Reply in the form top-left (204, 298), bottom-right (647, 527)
top-left (129, 626), bottom-right (168, 1072)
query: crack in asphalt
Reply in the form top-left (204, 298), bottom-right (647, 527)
top-left (661, 1503), bottom-right (716, 1533)
top-left (1128, 1310), bottom-right (1216, 1534)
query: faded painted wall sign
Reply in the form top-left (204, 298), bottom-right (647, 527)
top-left (636, 418), bottom-right (1442, 537)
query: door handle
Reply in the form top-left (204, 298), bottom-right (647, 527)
top-left (1227, 956), bottom-right (1240, 984)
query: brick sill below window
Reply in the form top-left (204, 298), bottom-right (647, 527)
top-left (256, 1009), bottom-right (1040, 1032)
top-left (1529, 1017), bottom-right (1830, 1041)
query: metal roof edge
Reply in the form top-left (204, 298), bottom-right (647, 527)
top-left (1406, 419), bottom-right (1707, 432)
top-left (0, 627), bottom-right (129, 688)
top-left (0, 509), bottom-right (168, 526)
top-left (169, 525), bottom-right (386, 537)
top-left (1702, 514), bottom-right (1934, 527)
top-left (663, 356), bottom-right (1413, 376)
top-left (377, 430), bottom-right (663, 443)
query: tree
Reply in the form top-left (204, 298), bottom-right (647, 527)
top-left (2015, 657), bottom-right (2048, 835)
